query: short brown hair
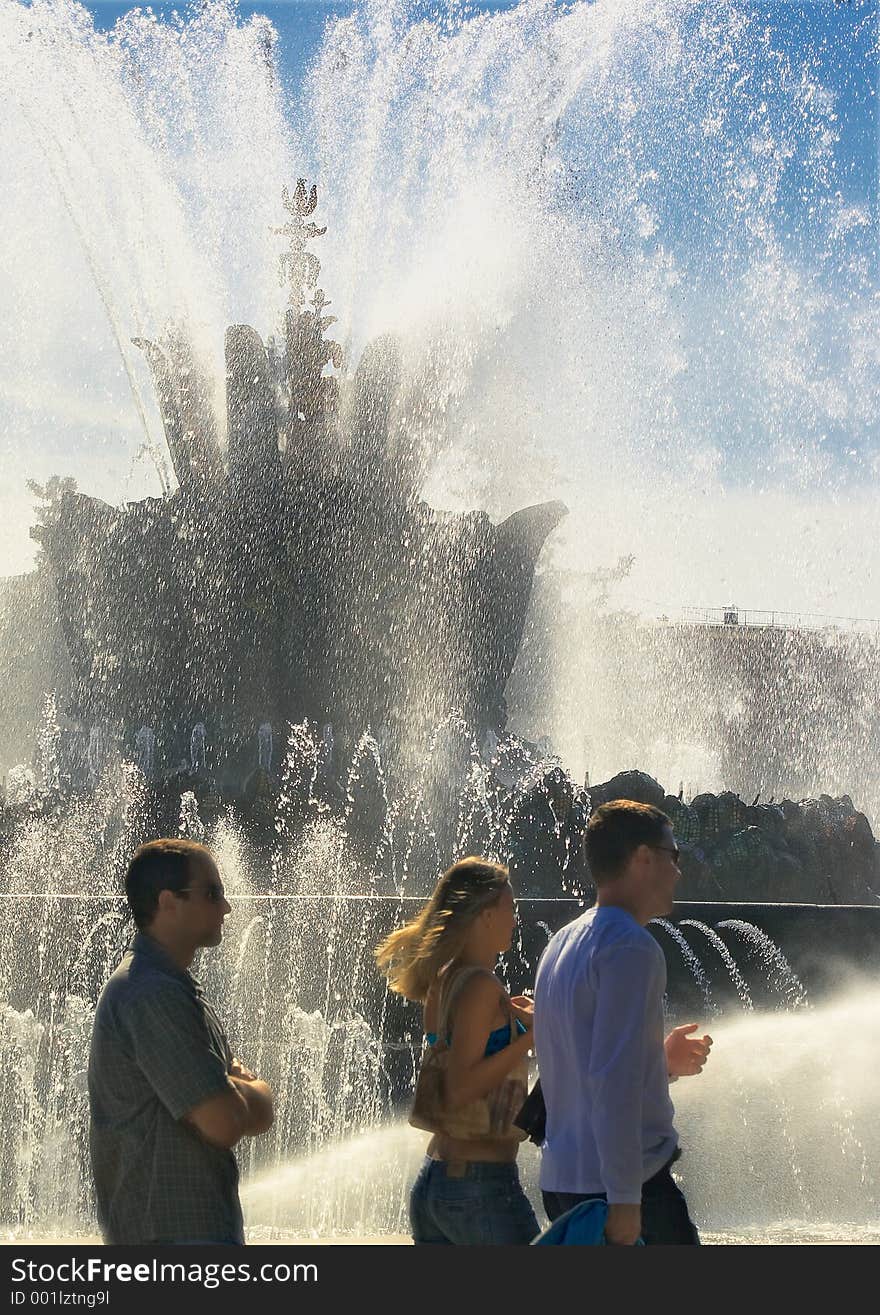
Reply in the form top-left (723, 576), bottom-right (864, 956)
top-left (125, 838), bottom-right (213, 929)
top-left (586, 800), bottom-right (670, 883)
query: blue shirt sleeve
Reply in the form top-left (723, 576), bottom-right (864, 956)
top-left (589, 941), bottom-right (665, 1203)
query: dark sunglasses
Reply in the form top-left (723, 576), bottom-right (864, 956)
top-left (648, 844), bottom-right (681, 864)
top-left (177, 883), bottom-right (227, 904)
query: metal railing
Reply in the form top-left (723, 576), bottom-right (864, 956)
top-left (649, 605), bottom-right (880, 634)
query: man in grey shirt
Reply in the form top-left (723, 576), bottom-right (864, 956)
top-left (534, 800), bottom-right (712, 1245)
top-left (88, 838), bottom-right (274, 1244)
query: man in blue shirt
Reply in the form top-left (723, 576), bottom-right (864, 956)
top-left (534, 800), bottom-right (712, 1245)
top-left (88, 838), bottom-right (274, 1244)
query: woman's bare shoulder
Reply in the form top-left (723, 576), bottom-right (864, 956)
top-left (454, 969), bottom-right (505, 1011)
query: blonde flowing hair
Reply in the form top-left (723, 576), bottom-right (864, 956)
top-left (375, 857), bottom-right (510, 1002)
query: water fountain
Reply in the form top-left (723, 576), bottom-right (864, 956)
top-left (1, 0), bottom-right (878, 1244)
top-left (2, 731), bottom-right (878, 1242)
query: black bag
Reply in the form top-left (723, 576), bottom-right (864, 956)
top-left (513, 1077), bottom-right (546, 1145)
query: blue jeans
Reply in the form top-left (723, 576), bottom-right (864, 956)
top-left (410, 1157), bottom-right (540, 1245)
top-left (542, 1154), bottom-right (700, 1246)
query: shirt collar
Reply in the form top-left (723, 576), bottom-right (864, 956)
top-left (131, 931), bottom-right (202, 993)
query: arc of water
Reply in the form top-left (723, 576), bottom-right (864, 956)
top-left (651, 918), bottom-right (714, 1016)
top-left (678, 920), bottom-right (754, 1011)
top-left (716, 919), bottom-right (807, 1009)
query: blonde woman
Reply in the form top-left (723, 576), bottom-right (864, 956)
top-left (375, 857), bottom-right (539, 1245)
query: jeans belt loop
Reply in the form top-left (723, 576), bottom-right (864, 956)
top-left (445, 1159), bottom-right (468, 1178)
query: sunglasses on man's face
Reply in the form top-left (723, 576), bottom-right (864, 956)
top-left (177, 882), bottom-right (227, 904)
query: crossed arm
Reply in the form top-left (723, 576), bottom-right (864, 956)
top-left (127, 983), bottom-right (275, 1153)
top-left (185, 1057), bottom-right (274, 1149)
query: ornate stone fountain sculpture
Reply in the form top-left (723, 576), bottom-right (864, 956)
top-left (32, 183), bottom-right (566, 786)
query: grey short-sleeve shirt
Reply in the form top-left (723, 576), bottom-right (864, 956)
top-left (88, 932), bottom-right (244, 1244)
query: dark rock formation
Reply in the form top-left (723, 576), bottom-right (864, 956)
top-left (591, 771), bottom-right (879, 904)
